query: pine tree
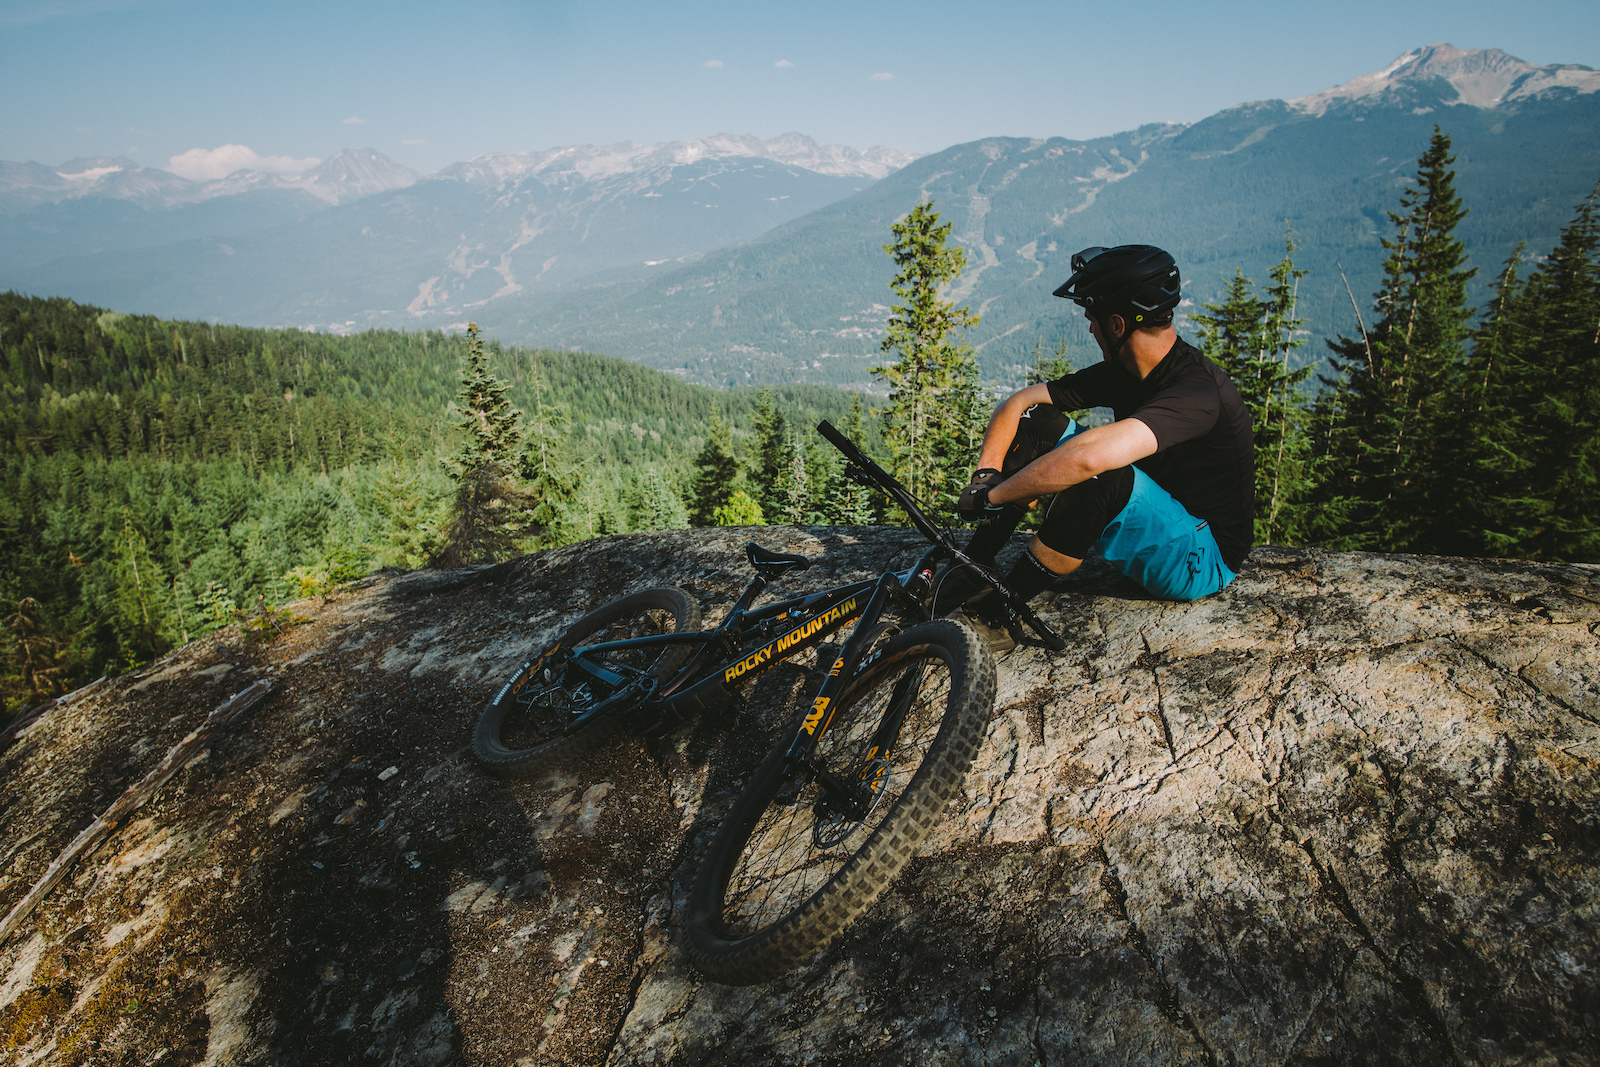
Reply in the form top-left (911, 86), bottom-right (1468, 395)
top-left (714, 490), bottom-right (765, 527)
top-left (109, 509), bottom-right (172, 665)
top-left (1025, 339), bottom-right (1073, 385)
top-left (1312, 128), bottom-right (1476, 550)
top-left (689, 416), bottom-right (739, 526)
top-left (1258, 232), bottom-right (1314, 543)
top-left (435, 323), bottom-right (545, 567)
top-left (1194, 271), bottom-right (1268, 383)
top-left (1195, 232), bottom-right (1313, 543)
top-left (516, 360), bottom-right (580, 547)
top-left (822, 394), bottom-right (875, 524)
top-left (747, 389), bottom-right (787, 518)
top-left (625, 468), bottom-right (689, 531)
top-left (1421, 245), bottom-right (1533, 557)
top-left (873, 199), bottom-right (987, 521)
top-left (779, 435), bottom-right (811, 525)
top-left (2, 597), bottom-right (78, 711)
top-left (1460, 183), bottom-right (1600, 561)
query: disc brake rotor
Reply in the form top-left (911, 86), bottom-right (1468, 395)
top-left (811, 757), bottom-right (891, 848)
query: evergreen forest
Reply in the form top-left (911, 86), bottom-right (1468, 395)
top-left (0, 300), bottom-right (875, 713)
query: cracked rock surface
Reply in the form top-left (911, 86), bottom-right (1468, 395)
top-left (1, 529), bottom-right (1596, 1066)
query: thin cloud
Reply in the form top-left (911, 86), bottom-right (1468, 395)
top-left (166, 144), bottom-right (319, 181)
top-left (343, 116), bottom-right (366, 125)
top-left (704, 59), bottom-right (723, 68)
top-left (775, 59), bottom-right (794, 68)
top-left (870, 72), bottom-right (893, 81)
top-left (401, 138), bottom-right (426, 146)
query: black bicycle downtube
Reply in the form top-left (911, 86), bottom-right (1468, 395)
top-left (781, 570), bottom-right (900, 765)
top-left (658, 586), bottom-right (870, 723)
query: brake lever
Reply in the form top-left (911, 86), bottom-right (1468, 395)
top-left (843, 464), bottom-right (875, 489)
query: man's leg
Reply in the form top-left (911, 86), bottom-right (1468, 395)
top-left (955, 466), bottom-right (1134, 650)
top-left (963, 403), bottom-right (1074, 566)
top-left (1088, 468), bottom-right (1236, 601)
top-left (974, 465), bottom-right (1134, 607)
top-left (958, 465), bottom-right (1236, 650)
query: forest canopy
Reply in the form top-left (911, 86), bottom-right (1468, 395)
top-left (0, 294), bottom-right (874, 712)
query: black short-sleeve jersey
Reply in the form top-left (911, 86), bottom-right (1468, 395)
top-left (1045, 337), bottom-right (1255, 570)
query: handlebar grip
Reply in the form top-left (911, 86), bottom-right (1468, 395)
top-left (817, 420), bottom-right (859, 460)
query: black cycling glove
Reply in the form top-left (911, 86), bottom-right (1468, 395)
top-left (957, 468), bottom-right (1006, 522)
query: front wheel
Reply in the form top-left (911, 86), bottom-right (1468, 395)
top-left (473, 587), bottom-right (702, 778)
top-left (684, 618), bottom-right (996, 984)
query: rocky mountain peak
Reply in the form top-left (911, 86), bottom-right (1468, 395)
top-left (293, 147), bottom-right (419, 205)
top-left (0, 528), bottom-right (1594, 1064)
top-left (1289, 42), bottom-right (1600, 115)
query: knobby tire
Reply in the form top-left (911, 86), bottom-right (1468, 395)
top-left (684, 618), bottom-right (996, 984)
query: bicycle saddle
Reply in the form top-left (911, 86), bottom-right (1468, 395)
top-left (746, 542), bottom-right (813, 579)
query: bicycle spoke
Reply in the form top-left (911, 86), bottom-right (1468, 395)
top-left (719, 652), bottom-right (954, 935)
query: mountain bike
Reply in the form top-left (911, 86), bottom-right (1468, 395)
top-left (472, 420), bottom-right (1065, 982)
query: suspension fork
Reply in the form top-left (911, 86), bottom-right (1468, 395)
top-left (781, 568), bottom-right (926, 806)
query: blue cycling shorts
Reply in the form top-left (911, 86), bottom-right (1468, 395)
top-left (1056, 419), bottom-right (1237, 602)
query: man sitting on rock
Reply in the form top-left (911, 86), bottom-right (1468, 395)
top-left (946, 244), bottom-right (1255, 651)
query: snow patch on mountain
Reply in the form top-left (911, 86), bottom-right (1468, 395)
top-left (1289, 42), bottom-right (1600, 116)
top-left (0, 149), bottom-right (417, 213)
top-left (437, 133), bottom-right (918, 187)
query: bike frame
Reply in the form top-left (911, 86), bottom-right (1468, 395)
top-left (549, 420), bottom-right (1064, 818)
top-left (558, 544), bottom-right (940, 732)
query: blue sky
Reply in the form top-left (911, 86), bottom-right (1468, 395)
top-left (3, 0), bottom-right (1597, 174)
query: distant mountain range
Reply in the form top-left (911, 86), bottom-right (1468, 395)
top-left (474, 43), bottom-right (1600, 387)
top-left (0, 147), bottom-right (419, 213)
top-left (3, 44), bottom-right (1597, 389)
top-left (1, 134), bottom-right (914, 327)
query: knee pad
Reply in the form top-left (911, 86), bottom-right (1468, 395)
top-left (1001, 404), bottom-right (1073, 478)
top-left (1035, 465), bottom-right (1135, 560)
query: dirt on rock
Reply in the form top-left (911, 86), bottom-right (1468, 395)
top-left (0, 527), bottom-right (1596, 1066)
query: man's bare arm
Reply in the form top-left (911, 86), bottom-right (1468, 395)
top-left (975, 383), bottom-right (1055, 471)
top-left (988, 418), bottom-right (1158, 506)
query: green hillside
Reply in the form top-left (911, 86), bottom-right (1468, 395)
top-left (0, 292), bottom-right (873, 710)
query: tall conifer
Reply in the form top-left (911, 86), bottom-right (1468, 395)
top-left (873, 199), bottom-right (987, 521)
top-left (747, 389), bottom-right (787, 518)
top-left (1462, 184), bottom-right (1600, 560)
top-left (689, 416), bottom-right (739, 527)
top-left (1312, 128), bottom-right (1476, 550)
top-left (1194, 233), bottom-right (1312, 543)
top-left (435, 324), bottom-right (544, 567)
top-left (517, 359), bottom-right (579, 546)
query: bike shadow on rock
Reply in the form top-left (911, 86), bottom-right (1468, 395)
top-left (245, 552), bottom-right (830, 1067)
top-left (241, 566), bottom-right (705, 1067)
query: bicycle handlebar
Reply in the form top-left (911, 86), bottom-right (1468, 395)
top-left (816, 420), bottom-right (1066, 652)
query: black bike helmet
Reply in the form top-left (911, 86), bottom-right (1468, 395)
top-left (1053, 244), bottom-right (1181, 328)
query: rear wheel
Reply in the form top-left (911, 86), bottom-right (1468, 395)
top-left (684, 618), bottom-right (996, 984)
top-left (473, 587), bottom-right (701, 778)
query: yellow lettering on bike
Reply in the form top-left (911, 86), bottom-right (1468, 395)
top-left (802, 696), bottom-right (830, 735)
top-left (724, 642), bottom-right (778, 684)
top-left (724, 597), bottom-right (861, 686)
